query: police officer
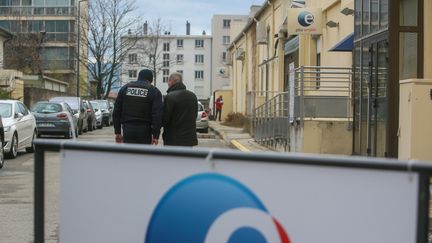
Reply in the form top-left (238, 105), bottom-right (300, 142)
top-left (113, 69), bottom-right (163, 144)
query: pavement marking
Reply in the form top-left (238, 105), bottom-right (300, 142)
top-left (230, 140), bottom-right (250, 152)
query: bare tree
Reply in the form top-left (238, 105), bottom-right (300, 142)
top-left (81, 0), bottom-right (140, 99)
top-left (133, 19), bottom-right (175, 87)
top-left (4, 16), bottom-right (45, 75)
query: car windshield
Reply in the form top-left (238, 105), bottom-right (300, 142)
top-left (90, 102), bottom-right (100, 109)
top-left (0, 103), bottom-right (12, 118)
top-left (97, 101), bottom-right (108, 109)
top-left (51, 98), bottom-right (79, 110)
top-left (31, 103), bottom-right (62, 113)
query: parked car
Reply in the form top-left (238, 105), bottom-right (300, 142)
top-left (49, 97), bottom-right (88, 135)
top-left (30, 101), bottom-right (78, 139)
top-left (94, 100), bottom-right (113, 126)
top-left (90, 101), bottom-right (103, 129)
top-left (196, 101), bottom-right (209, 133)
top-left (0, 100), bottom-right (37, 159)
top-left (83, 100), bottom-right (96, 131)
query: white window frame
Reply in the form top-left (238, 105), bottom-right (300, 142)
top-left (176, 54), bottom-right (184, 64)
top-left (177, 39), bottom-right (183, 48)
top-left (223, 19), bottom-right (231, 28)
top-left (195, 39), bottom-right (204, 48)
top-left (195, 54), bottom-right (204, 64)
top-left (128, 70), bottom-right (137, 78)
top-left (195, 70), bottom-right (204, 80)
top-left (223, 36), bottom-right (230, 45)
top-left (128, 53), bottom-right (137, 64)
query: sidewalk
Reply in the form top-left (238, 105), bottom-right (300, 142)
top-left (208, 121), bottom-right (272, 152)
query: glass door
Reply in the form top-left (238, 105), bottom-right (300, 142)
top-left (366, 40), bottom-right (389, 157)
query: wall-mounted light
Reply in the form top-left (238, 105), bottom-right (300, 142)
top-left (340, 7), bottom-right (355, 16)
top-left (326, 20), bottom-right (339, 28)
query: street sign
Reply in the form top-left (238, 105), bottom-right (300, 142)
top-left (287, 8), bottom-right (323, 35)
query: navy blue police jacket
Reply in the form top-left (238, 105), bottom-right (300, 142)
top-left (113, 80), bottom-right (163, 139)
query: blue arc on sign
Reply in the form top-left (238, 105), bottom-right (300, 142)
top-left (145, 173), bottom-right (268, 243)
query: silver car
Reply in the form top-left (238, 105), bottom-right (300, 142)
top-left (196, 102), bottom-right (209, 133)
top-left (0, 100), bottom-right (37, 159)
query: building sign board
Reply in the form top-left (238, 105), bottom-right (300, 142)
top-left (59, 149), bottom-right (419, 243)
top-left (287, 8), bottom-right (323, 35)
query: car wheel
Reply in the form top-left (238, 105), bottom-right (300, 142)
top-left (7, 133), bottom-right (18, 159)
top-left (25, 131), bottom-right (36, 153)
top-left (75, 129), bottom-right (79, 138)
top-left (88, 122), bottom-right (93, 132)
top-left (202, 127), bottom-right (209, 133)
top-left (65, 128), bottom-right (72, 139)
top-left (0, 142), bottom-right (4, 169)
top-left (78, 121), bottom-right (83, 135)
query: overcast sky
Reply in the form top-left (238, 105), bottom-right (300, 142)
top-left (134, 0), bottom-right (265, 35)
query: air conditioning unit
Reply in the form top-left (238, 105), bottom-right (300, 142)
top-left (235, 48), bottom-right (245, 60)
top-left (256, 21), bottom-right (268, 45)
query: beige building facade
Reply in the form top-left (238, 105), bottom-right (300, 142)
top-left (229, 0), bottom-right (355, 155)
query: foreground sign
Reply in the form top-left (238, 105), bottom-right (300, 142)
top-left (287, 8), bottom-right (323, 35)
top-left (57, 146), bottom-right (420, 243)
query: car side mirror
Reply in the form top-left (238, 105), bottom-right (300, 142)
top-left (15, 113), bottom-right (23, 120)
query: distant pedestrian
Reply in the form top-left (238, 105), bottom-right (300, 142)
top-left (215, 95), bottom-right (223, 122)
top-left (113, 69), bottom-right (163, 144)
top-left (162, 72), bottom-right (198, 146)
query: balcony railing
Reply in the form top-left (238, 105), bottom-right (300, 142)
top-left (253, 66), bottom-right (353, 151)
top-left (0, 6), bottom-right (76, 16)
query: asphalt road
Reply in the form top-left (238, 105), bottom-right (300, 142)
top-left (0, 126), bottom-right (229, 242)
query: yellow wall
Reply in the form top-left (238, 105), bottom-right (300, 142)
top-left (11, 79), bottom-right (24, 102)
top-left (398, 79), bottom-right (432, 160)
top-left (425, 0), bottom-right (432, 79)
top-left (303, 120), bottom-right (352, 155)
top-left (215, 90), bottom-right (233, 121)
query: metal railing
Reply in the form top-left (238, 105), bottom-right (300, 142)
top-left (0, 6), bottom-right (76, 16)
top-left (253, 66), bottom-right (353, 151)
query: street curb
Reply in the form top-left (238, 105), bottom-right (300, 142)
top-left (230, 140), bottom-right (250, 152)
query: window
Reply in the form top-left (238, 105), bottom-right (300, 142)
top-left (163, 60), bottom-right (170, 67)
top-left (177, 39), bottom-right (183, 48)
top-left (195, 70), bottom-right (204, 80)
top-left (163, 42), bottom-right (170, 51)
top-left (222, 52), bottom-right (226, 61)
top-left (163, 53), bottom-right (170, 60)
top-left (177, 70), bottom-right (183, 74)
top-left (223, 36), bottom-right (230, 45)
top-left (176, 54), bottom-right (184, 64)
top-left (195, 54), bottom-right (204, 64)
top-left (162, 69), bottom-right (169, 83)
top-left (128, 70), bottom-right (137, 78)
top-left (128, 53), bottom-right (137, 63)
top-left (223, 19), bottom-right (231, 28)
top-left (195, 39), bottom-right (204, 48)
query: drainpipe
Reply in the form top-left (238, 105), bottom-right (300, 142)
top-left (268, 0), bottom-right (275, 94)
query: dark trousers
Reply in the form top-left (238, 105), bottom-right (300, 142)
top-left (215, 109), bottom-right (222, 121)
top-left (122, 123), bottom-right (152, 144)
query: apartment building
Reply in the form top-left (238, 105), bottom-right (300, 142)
top-left (210, 14), bottom-right (249, 93)
top-left (121, 25), bottom-right (212, 100)
top-left (0, 0), bottom-right (88, 97)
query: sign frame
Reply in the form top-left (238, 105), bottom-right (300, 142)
top-left (33, 140), bottom-right (432, 243)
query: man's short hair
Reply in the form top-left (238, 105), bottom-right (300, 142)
top-left (169, 72), bottom-right (183, 84)
top-left (138, 69), bottom-right (154, 82)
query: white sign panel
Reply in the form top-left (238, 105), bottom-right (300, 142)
top-left (60, 149), bottom-right (419, 243)
top-left (287, 8), bottom-right (323, 35)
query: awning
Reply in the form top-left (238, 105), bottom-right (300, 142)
top-left (329, 33), bottom-right (354, 52)
top-left (284, 36), bottom-right (299, 55)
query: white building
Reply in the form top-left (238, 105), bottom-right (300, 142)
top-left (211, 9), bottom-right (259, 93)
top-left (121, 30), bottom-right (212, 100)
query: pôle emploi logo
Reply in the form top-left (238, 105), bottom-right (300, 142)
top-left (298, 11), bottom-right (315, 27)
top-left (145, 173), bottom-right (291, 243)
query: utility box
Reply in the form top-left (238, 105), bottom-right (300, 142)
top-left (399, 79), bottom-right (432, 160)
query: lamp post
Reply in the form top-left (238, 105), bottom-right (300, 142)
top-left (76, 0), bottom-right (87, 97)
